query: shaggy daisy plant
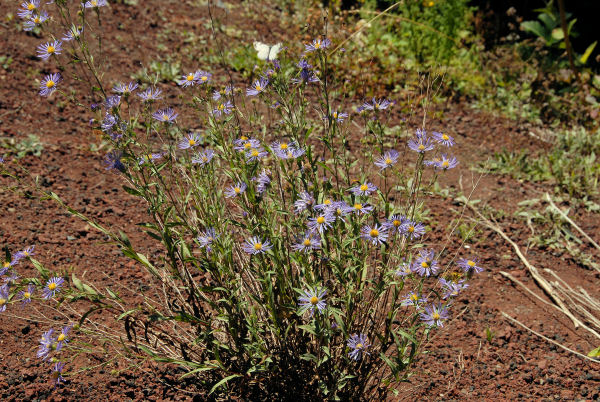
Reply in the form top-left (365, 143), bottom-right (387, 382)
top-left (3, 1), bottom-right (486, 399)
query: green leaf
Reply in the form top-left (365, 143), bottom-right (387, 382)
top-left (521, 21), bottom-right (548, 41)
top-left (29, 258), bottom-right (50, 278)
top-left (71, 273), bottom-right (84, 292)
top-left (588, 346), bottom-right (600, 358)
top-left (209, 374), bottom-right (241, 395)
top-left (579, 41), bottom-right (597, 65)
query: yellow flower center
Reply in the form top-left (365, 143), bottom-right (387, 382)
top-left (360, 184), bottom-right (368, 191)
top-left (317, 216), bottom-right (325, 224)
top-left (442, 161), bottom-right (449, 167)
top-left (356, 343), bottom-right (363, 349)
top-left (467, 260), bottom-right (475, 267)
top-left (354, 203), bottom-right (362, 210)
top-left (188, 139), bottom-right (196, 146)
top-left (47, 45), bottom-right (55, 53)
top-left (280, 143), bottom-right (288, 150)
top-left (241, 136), bottom-right (248, 141)
top-left (34, 17), bottom-right (41, 23)
top-left (186, 74), bottom-right (194, 81)
top-left (408, 226), bottom-right (415, 233)
top-left (251, 149), bottom-right (259, 157)
top-left (410, 294), bottom-right (418, 301)
top-left (218, 104), bottom-right (225, 111)
top-left (201, 76), bottom-right (208, 81)
top-left (287, 151), bottom-right (293, 158)
top-left (244, 142), bottom-right (252, 149)
top-left (418, 144), bottom-right (425, 151)
top-left (421, 261), bottom-right (429, 268)
top-left (45, 80), bottom-right (54, 88)
top-left (385, 158), bottom-right (392, 164)
top-left (0, 298), bottom-right (6, 306)
top-left (48, 282), bottom-right (57, 290)
top-left (28, 3), bottom-right (36, 10)
top-left (254, 242), bottom-right (263, 250)
top-left (333, 112), bottom-right (338, 118)
top-left (255, 85), bottom-right (262, 91)
top-left (162, 115), bottom-right (169, 121)
top-left (310, 296), bottom-right (319, 305)
top-left (202, 156), bottom-right (208, 162)
top-left (314, 41), bottom-right (321, 49)
top-left (393, 220), bottom-right (401, 227)
top-left (303, 239), bottom-right (311, 246)
top-left (91, 0), bottom-right (98, 5)
top-left (370, 229), bottom-right (379, 237)
top-left (324, 199), bottom-right (331, 205)
top-left (23, 292), bottom-right (31, 298)
top-left (234, 187), bottom-right (241, 194)
top-left (3, 262), bottom-right (9, 268)
top-left (57, 334), bottom-right (65, 342)
top-left (442, 134), bottom-right (449, 140)
top-left (336, 208), bottom-right (343, 215)
top-left (432, 312), bottom-right (440, 320)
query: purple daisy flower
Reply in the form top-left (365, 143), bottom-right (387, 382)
top-left (195, 70), bottom-right (212, 84)
top-left (457, 257), bottom-right (484, 274)
top-left (242, 236), bottom-right (273, 255)
top-left (292, 59), bottom-right (319, 84)
top-left (307, 212), bottom-right (335, 233)
top-left (0, 285), bottom-right (8, 312)
top-left (212, 100), bottom-right (233, 117)
top-left (439, 278), bottom-right (469, 299)
top-left (177, 71), bottom-right (200, 87)
top-left (435, 154), bottom-right (459, 170)
top-left (400, 220), bottom-right (426, 240)
top-left (385, 214), bottom-right (408, 234)
top-left (104, 95), bottom-right (121, 109)
top-left (55, 325), bottom-right (72, 352)
top-left (294, 191), bottom-right (315, 214)
top-left (395, 262), bottom-right (414, 277)
top-left (103, 150), bottom-right (125, 172)
top-left (246, 78), bottom-right (269, 96)
top-left (137, 87), bottom-right (162, 102)
top-left (84, 0), bottom-right (108, 8)
top-left (37, 328), bottom-right (54, 360)
top-left (17, 284), bottom-right (35, 307)
top-left (374, 150), bottom-right (399, 170)
top-left (212, 85), bottom-right (234, 101)
top-left (305, 38), bottom-right (331, 53)
top-left (350, 182), bottom-right (377, 197)
top-left (16, 245), bottom-right (35, 259)
top-left (253, 170), bottom-right (271, 194)
top-left (420, 303), bottom-right (450, 327)
top-left (51, 361), bottom-right (66, 386)
top-left (178, 132), bottom-right (202, 150)
top-left (292, 232), bottom-right (321, 252)
top-left (101, 113), bottom-right (117, 132)
top-left (197, 228), bottom-right (217, 252)
top-left (360, 97), bottom-right (392, 112)
top-left (408, 134), bottom-right (435, 153)
top-left (432, 131), bottom-right (455, 147)
top-left (401, 291), bottom-right (428, 307)
top-left (224, 182), bottom-right (247, 198)
top-left (191, 149), bottom-right (216, 166)
top-left (138, 152), bottom-right (163, 165)
top-left (413, 249), bottom-right (440, 277)
top-left (298, 286), bottom-right (327, 316)
top-left (23, 11), bottom-right (48, 31)
top-left (62, 24), bottom-right (83, 41)
top-left (234, 137), bottom-right (261, 152)
top-left (39, 73), bottom-right (61, 97)
top-left (361, 224), bottom-right (388, 245)
top-left (329, 201), bottom-right (353, 221)
top-left (245, 147), bottom-right (268, 162)
top-left (18, 1), bottom-right (40, 18)
top-left (43, 277), bottom-right (65, 300)
top-left (351, 202), bottom-right (374, 215)
top-left (113, 81), bottom-right (138, 95)
top-left (347, 333), bottom-right (370, 361)
top-left (37, 40), bottom-right (63, 60)
top-left (152, 108), bottom-right (178, 124)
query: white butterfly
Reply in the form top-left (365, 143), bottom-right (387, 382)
top-left (253, 42), bottom-right (283, 61)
